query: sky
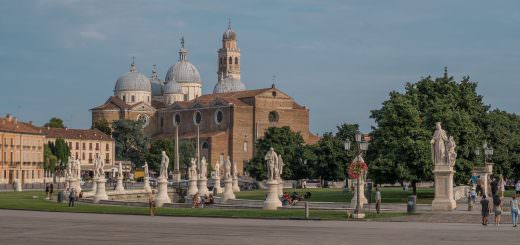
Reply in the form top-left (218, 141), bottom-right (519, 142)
top-left (1, 0), bottom-right (519, 134)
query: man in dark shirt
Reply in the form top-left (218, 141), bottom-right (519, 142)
top-left (481, 195), bottom-right (490, 225)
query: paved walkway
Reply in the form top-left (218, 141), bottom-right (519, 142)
top-left (1, 209), bottom-right (519, 245)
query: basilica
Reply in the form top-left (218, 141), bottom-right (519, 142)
top-left (91, 23), bottom-right (318, 175)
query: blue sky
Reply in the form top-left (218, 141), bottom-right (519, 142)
top-left (1, 0), bottom-right (519, 134)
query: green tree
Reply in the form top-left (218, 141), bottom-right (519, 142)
top-left (43, 144), bottom-right (58, 172)
top-left (44, 117), bottom-right (65, 128)
top-left (112, 119), bottom-right (149, 167)
top-left (367, 72), bottom-right (489, 193)
top-left (178, 140), bottom-right (195, 178)
top-left (312, 132), bottom-right (348, 183)
top-left (92, 119), bottom-right (112, 136)
top-left (145, 139), bottom-right (174, 173)
top-left (247, 126), bottom-right (307, 180)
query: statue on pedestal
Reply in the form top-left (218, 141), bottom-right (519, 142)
top-left (143, 162), bottom-right (149, 178)
top-left (200, 156), bottom-right (208, 179)
top-left (189, 158), bottom-right (198, 180)
top-left (224, 156), bottom-right (232, 180)
top-left (265, 147), bottom-right (278, 181)
top-left (94, 157), bottom-right (105, 179)
top-left (160, 151), bottom-right (169, 180)
top-left (431, 122), bottom-right (457, 211)
top-left (431, 122), bottom-right (449, 165)
top-left (263, 147), bottom-right (282, 210)
top-left (214, 161), bottom-right (220, 178)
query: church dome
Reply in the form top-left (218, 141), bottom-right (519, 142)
top-left (213, 76), bottom-right (246, 94)
top-left (114, 63), bottom-right (151, 92)
top-left (150, 65), bottom-right (164, 96)
top-left (165, 61), bottom-right (201, 84)
top-left (163, 80), bottom-right (183, 94)
top-left (223, 21), bottom-right (236, 40)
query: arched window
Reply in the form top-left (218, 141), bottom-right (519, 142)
top-left (229, 57), bottom-right (232, 64)
top-left (131, 95), bottom-right (135, 102)
top-left (235, 57), bottom-right (239, 64)
top-left (268, 111), bottom-right (279, 123)
top-left (214, 110), bottom-right (224, 125)
top-left (202, 142), bottom-right (209, 150)
top-left (122, 95), bottom-right (126, 102)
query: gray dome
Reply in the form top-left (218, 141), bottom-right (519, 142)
top-left (163, 80), bottom-right (183, 94)
top-left (213, 77), bottom-right (246, 94)
top-left (150, 66), bottom-right (164, 96)
top-left (165, 61), bottom-right (201, 84)
top-left (114, 63), bottom-right (151, 92)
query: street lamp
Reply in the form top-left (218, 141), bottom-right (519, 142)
top-left (483, 142), bottom-right (494, 163)
top-left (345, 130), bottom-right (369, 219)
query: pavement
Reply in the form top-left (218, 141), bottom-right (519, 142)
top-left (1, 209), bottom-right (519, 245)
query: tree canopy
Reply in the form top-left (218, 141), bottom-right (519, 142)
top-left (112, 119), bottom-right (149, 167)
top-left (44, 117), bottom-right (65, 128)
top-left (92, 119), bottom-right (112, 136)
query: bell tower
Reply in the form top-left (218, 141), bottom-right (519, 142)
top-left (218, 20), bottom-right (240, 81)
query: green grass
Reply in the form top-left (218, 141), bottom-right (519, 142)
top-left (235, 187), bottom-right (435, 204)
top-left (0, 191), bottom-right (407, 220)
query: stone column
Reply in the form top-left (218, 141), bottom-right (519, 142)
top-left (350, 178), bottom-right (367, 207)
top-left (143, 176), bottom-right (152, 193)
top-left (93, 178), bottom-right (108, 203)
top-left (232, 176), bottom-right (240, 192)
top-left (263, 180), bottom-right (282, 210)
top-left (90, 178), bottom-right (98, 193)
top-left (197, 177), bottom-right (210, 196)
top-left (187, 176), bottom-right (198, 197)
top-left (155, 177), bottom-right (171, 207)
top-left (432, 165), bottom-right (456, 211)
top-left (212, 176), bottom-right (223, 194)
top-left (69, 177), bottom-right (81, 193)
top-left (173, 125), bottom-right (181, 183)
top-left (115, 175), bottom-right (125, 193)
top-left (222, 178), bottom-right (235, 203)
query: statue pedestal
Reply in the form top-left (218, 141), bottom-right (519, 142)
top-left (432, 165), bottom-right (456, 211)
top-left (350, 178), bottom-right (367, 207)
top-left (69, 178), bottom-right (81, 193)
top-left (472, 162), bottom-right (494, 197)
top-left (232, 177), bottom-right (240, 192)
top-left (172, 170), bottom-right (181, 184)
top-left (197, 177), bottom-right (210, 196)
top-left (263, 180), bottom-right (282, 210)
top-left (90, 178), bottom-right (98, 193)
top-left (277, 179), bottom-right (284, 197)
top-left (93, 178), bottom-right (108, 203)
top-left (115, 176), bottom-right (125, 193)
top-left (222, 179), bottom-right (235, 203)
top-left (15, 180), bottom-right (22, 192)
top-left (187, 178), bottom-right (198, 197)
top-left (155, 177), bottom-right (171, 207)
top-left (143, 177), bottom-right (152, 193)
top-left (212, 177), bottom-right (223, 194)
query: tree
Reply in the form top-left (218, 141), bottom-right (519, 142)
top-left (367, 72), bottom-right (489, 193)
top-left (44, 117), bottom-right (65, 128)
top-left (178, 140), bottom-right (195, 178)
top-left (145, 139), bottom-right (174, 173)
top-left (43, 144), bottom-right (58, 172)
top-left (312, 132), bottom-right (348, 183)
top-left (246, 126), bottom-right (307, 180)
top-left (112, 119), bottom-right (149, 166)
top-left (92, 119), bottom-right (112, 136)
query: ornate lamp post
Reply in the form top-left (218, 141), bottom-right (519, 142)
top-left (345, 131), bottom-right (369, 219)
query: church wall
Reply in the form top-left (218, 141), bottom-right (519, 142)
top-left (230, 105), bottom-right (254, 175)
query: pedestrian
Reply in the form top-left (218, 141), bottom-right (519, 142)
top-left (510, 194), bottom-right (518, 227)
top-left (148, 190), bottom-right (156, 216)
top-left (68, 188), bottom-right (76, 207)
top-left (49, 183), bottom-right (54, 200)
top-left (480, 195), bottom-right (490, 226)
top-left (515, 180), bottom-right (520, 195)
top-left (493, 195), bottom-right (502, 226)
top-left (491, 177), bottom-right (498, 197)
top-left (375, 187), bottom-right (382, 214)
top-left (476, 176), bottom-right (483, 197)
top-left (45, 183), bottom-right (50, 199)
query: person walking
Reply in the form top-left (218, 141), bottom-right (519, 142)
top-left (49, 183), bottom-right (54, 200)
top-left (45, 183), bottom-right (50, 200)
top-left (515, 180), bottom-right (520, 195)
top-left (510, 194), bottom-right (518, 227)
top-left (148, 190), bottom-right (156, 216)
top-left (68, 188), bottom-right (76, 207)
top-left (480, 195), bottom-right (490, 226)
top-left (493, 195), bottom-right (502, 226)
top-left (375, 187), bottom-right (382, 214)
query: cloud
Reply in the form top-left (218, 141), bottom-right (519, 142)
top-left (79, 30), bottom-right (106, 41)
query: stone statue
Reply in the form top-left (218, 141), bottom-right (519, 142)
top-left (214, 161), bottom-right (220, 177)
top-left (265, 147), bottom-right (278, 181)
top-left (224, 156), bottom-right (232, 180)
top-left (143, 162), bottom-right (149, 177)
top-left (75, 159), bottom-right (81, 179)
top-left (160, 151), bottom-right (169, 179)
top-left (431, 122), bottom-right (449, 165)
top-left (118, 161), bottom-right (123, 177)
top-left (66, 156), bottom-right (73, 178)
top-left (94, 157), bottom-right (104, 179)
top-left (189, 158), bottom-right (197, 180)
top-left (447, 136), bottom-right (457, 167)
top-left (200, 156), bottom-right (208, 179)
top-left (277, 154), bottom-right (284, 180)
top-left (232, 161), bottom-right (238, 178)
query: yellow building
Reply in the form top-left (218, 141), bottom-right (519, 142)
top-left (41, 127), bottom-right (115, 176)
top-left (0, 114), bottom-right (45, 184)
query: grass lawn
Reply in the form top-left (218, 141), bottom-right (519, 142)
top-left (0, 191), bottom-right (407, 220)
top-left (235, 187), bottom-right (435, 204)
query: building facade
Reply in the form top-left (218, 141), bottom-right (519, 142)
top-left (0, 115), bottom-right (45, 184)
top-left (41, 127), bottom-right (115, 176)
top-left (91, 22), bottom-right (318, 175)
